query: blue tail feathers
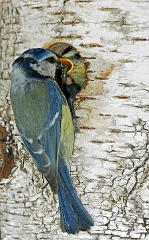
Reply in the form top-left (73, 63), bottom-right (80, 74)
top-left (58, 157), bottom-right (94, 234)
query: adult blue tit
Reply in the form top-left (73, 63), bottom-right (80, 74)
top-left (10, 48), bottom-right (94, 234)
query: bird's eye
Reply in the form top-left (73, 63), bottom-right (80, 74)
top-left (45, 57), bottom-right (56, 63)
top-left (74, 53), bottom-right (81, 59)
top-left (26, 57), bottom-right (37, 64)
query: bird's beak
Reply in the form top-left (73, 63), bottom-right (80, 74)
top-left (58, 58), bottom-right (74, 74)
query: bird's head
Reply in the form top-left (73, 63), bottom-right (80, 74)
top-left (59, 48), bottom-right (86, 87)
top-left (12, 48), bottom-right (62, 79)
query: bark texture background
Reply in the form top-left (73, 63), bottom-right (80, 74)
top-left (0, 0), bottom-right (149, 239)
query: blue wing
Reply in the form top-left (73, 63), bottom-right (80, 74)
top-left (17, 80), bottom-right (67, 193)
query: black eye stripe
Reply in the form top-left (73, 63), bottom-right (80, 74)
top-left (26, 57), bottom-right (37, 64)
top-left (74, 53), bottom-right (81, 59)
top-left (69, 53), bottom-right (81, 60)
top-left (45, 57), bottom-right (57, 63)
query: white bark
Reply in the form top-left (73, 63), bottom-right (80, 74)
top-left (1, 0), bottom-right (149, 239)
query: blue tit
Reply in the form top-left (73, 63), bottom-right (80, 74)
top-left (45, 43), bottom-right (86, 132)
top-left (60, 48), bottom-right (86, 87)
top-left (10, 48), bottom-right (94, 234)
top-left (58, 48), bottom-right (86, 132)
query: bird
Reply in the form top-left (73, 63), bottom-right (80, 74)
top-left (44, 43), bottom-right (86, 132)
top-left (10, 48), bottom-right (94, 234)
top-left (59, 47), bottom-right (86, 132)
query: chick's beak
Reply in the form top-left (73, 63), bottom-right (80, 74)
top-left (58, 58), bottom-right (74, 74)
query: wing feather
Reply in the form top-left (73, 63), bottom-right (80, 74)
top-left (16, 80), bottom-right (67, 193)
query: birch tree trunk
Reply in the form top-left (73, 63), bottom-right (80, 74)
top-left (1, 0), bottom-right (149, 239)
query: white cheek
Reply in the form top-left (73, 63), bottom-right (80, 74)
top-left (30, 62), bottom-right (57, 78)
top-left (46, 64), bottom-right (57, 78)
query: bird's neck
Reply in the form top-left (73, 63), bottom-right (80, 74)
top-left (11, 66), bottom-right (47, 95)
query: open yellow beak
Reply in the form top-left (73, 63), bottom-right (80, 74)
top-left (58, 58), bottom-right (74, 74)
